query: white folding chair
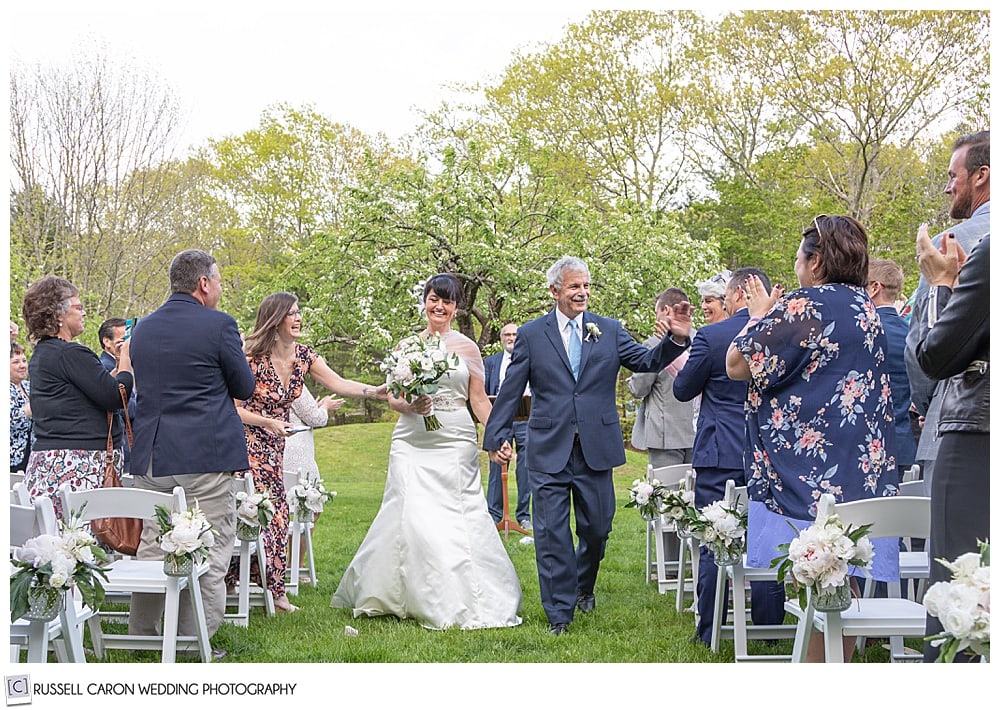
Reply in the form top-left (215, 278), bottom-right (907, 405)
top-left (708, 480), bottom-right (796, 660)
top-left (225, 472), bottom-right (274, 625)
top-left (785, 494), bottom-right (929, 663)
top-left (646, 464), bottom-right (692, 594)
top-left (9, 496), bottom-right (92, 663)
top-left (10, 481), bottom-right (30, 506)
top-left (59, 483), bottom-right (213, 663)
top-left (674, 469), bottom-right (700, 615)
top-left (283, 469), bottom-right (318, 594)
top-left (10, 471), bottom-right (26, 488)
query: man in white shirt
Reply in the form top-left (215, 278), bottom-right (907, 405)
top-left (483, 322), bottom-right (532, 530)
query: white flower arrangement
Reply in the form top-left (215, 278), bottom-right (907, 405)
top-left (771, 513), bottom-right (874, 609)
top-left (9, 511), bottom-right (110, 621)
top-left (688, 500), bottom-right (747, 560)
top-left (585, 322), bottom-right (602, 342)
top-left (923, 539), bottom-right (990, 663)
top-left (235, 490), bottom-right (275, 528)
top-left (625, 475), bottom-right (668, 520)
top-left (380, 333), bottom-right (460, 430)
top-left (154, 502), bottom-right (216, 568)
top-left (660, 482), bottom-right (696, 524)
top-left (287, 476), bottom-right (337, 516)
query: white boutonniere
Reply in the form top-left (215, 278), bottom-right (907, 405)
top-left (585, 323), bottom-right (601, 342)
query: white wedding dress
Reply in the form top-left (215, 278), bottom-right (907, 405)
top-left (331, 356), bottom-right (522, 630)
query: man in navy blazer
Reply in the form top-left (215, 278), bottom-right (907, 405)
top-left (483, 322), bottom-right (532, 529)
top-left (867, 259), bottom-right (917, 474)
top-left (673, 267), bottom-right (784, 646)
top-left (126, 249), bottom-right (256, 652)
top-left (484, 256), bottom-right (692, 635)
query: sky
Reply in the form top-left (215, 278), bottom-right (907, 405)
top-left (7, 0), bottom-right (647, 151)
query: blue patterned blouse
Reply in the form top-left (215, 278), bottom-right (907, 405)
top-left (9, 380), bottom-right (32, 470)
top-left (733, 284), bottom-right (900, 580)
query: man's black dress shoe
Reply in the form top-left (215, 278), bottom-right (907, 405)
top-left (549, 623), bottom-right (569, 635)
top-left (576, 593), bottom-right (596, 613)
top-left (688, 634), bottom-right (709, 648)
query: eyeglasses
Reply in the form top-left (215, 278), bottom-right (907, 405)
top-left (69, 303), bottom-right (85, 312)
top-left (286, 309), bottom-right (302, 319)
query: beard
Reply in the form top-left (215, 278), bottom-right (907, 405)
top-left (949, 188), bottom-right (973, 220)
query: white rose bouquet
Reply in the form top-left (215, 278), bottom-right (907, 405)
top-left (287, 476), bottom-right (337, 518)
top-left (381, 333), bottom-right (460, 431)
top-left (689, 500), bottom-right (747, 563)
top-left (624, 475), bottom-right (669, 521)
top-left (771, 513), bottom-right (874, 609)
top-left (236, 490), bottom-right (275, 528)
top-left (923, 539), bottom-right (990, 663)
top-left (154, 502), bottom-right (216, 568)
top-left (10, 512), bottom-right (110, 622)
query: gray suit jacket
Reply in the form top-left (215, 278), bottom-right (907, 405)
top-left (627, 334), bottom-right (695, 451)
top-left (904, 201), bottom-right (990, 461)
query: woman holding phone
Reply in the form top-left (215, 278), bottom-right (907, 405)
top-left (225, 292), bottom-right (386, 612)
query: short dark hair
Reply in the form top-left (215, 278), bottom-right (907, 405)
top-left (954, 130), bottom-right (990, 172)
top-left (655, 288), bottom-right (688, 310)
top-left (423, 274), bottom-right (465, 310)
top-left (169, 249), bottom-right (217, 294)
top-left (726, 267), bottom-right (772, 297)
top-left (21, 275), bottom-right (79, 342)
top-left (801, 215), bottom-right (869, 287)
top-left (99, 318), bottom-right (127, 349)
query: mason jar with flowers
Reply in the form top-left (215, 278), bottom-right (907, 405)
top-left (155, 503), bottom-right (216, 577)
top-left (286, 475), bottom-right (337, 523)
top-left (10, 514), bottom-right (109, 622)
top-left (689, 500), bottom-right (747, 567)
top-left (235, 489), bottom-right (276, 541)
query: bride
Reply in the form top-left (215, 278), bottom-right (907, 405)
top-left (331, 274), bottom-right (522, 630)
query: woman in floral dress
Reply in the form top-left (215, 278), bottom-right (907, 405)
top-left (10, 342), bottom-right (32, 472)
top-left (726, 215), bottom-right (900, 661)
top-left (226, 292), bottom-right (386, 612)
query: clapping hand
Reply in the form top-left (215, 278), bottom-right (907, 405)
top-left (318, 396), bottom-right (345, 414)
top-left (743, 275), bottom-right (783, 319)
top-left (658, 300), bottom-right (692, 341)
top-left (916, 223), bottom-right (967, 289)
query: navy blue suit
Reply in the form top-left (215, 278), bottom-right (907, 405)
top-left (483, 351), bottom-right (530, 524)
top-left (129, 293), bottom-right (255, 477)
top-left (673, 308), bottom-right (784, 644)
top-left (877, 306), bottom-right (917, 470)
top-left (484, 309), bottom-right (688, 625)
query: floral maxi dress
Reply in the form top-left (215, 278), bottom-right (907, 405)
top-left (225, 343), bottom-right (318, 597)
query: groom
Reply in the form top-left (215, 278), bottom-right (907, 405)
top-left (484, 256), bottom-right (692, 634)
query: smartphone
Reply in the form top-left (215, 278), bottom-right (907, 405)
top-left (124, 317), bottom-right (139, 340)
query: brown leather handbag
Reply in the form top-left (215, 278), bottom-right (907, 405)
top-left (90, 383), bottom-right (142, 556)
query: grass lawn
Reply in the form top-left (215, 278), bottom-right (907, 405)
top-left (90, 421), bottom-right (905, 664)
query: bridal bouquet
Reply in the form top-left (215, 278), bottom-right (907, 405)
top-left (10, 512), bottom-right (109, 622)
top-left (688, 500), bottom-right (747, 565)
top-left (235, 489), bottom-right (275, 540)
top-left (625, 474), bottom-right (669, 521)
top-left (154, 502), bottom-right (215, 574)
top-left (381, 333), bottom-right (460, 431)
top-left (771, 513), bottom-right (874, 611)
top-left (923, 539), bottom-right (990, 662)
top-left (287, 474), bottom-right (337, 519)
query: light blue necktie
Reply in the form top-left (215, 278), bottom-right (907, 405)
top-left (568, 320), bottom-right (581, 381)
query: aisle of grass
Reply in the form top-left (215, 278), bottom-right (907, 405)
top-left (103, 421), bottom-right (898, 663)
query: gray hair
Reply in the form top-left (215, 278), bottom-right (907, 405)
top-left (546, 256), bottom-right (590, 289)
top-left (695, 269), bottom-right (732, 299)
top-left (169, 249), bottom-right (217, 294)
